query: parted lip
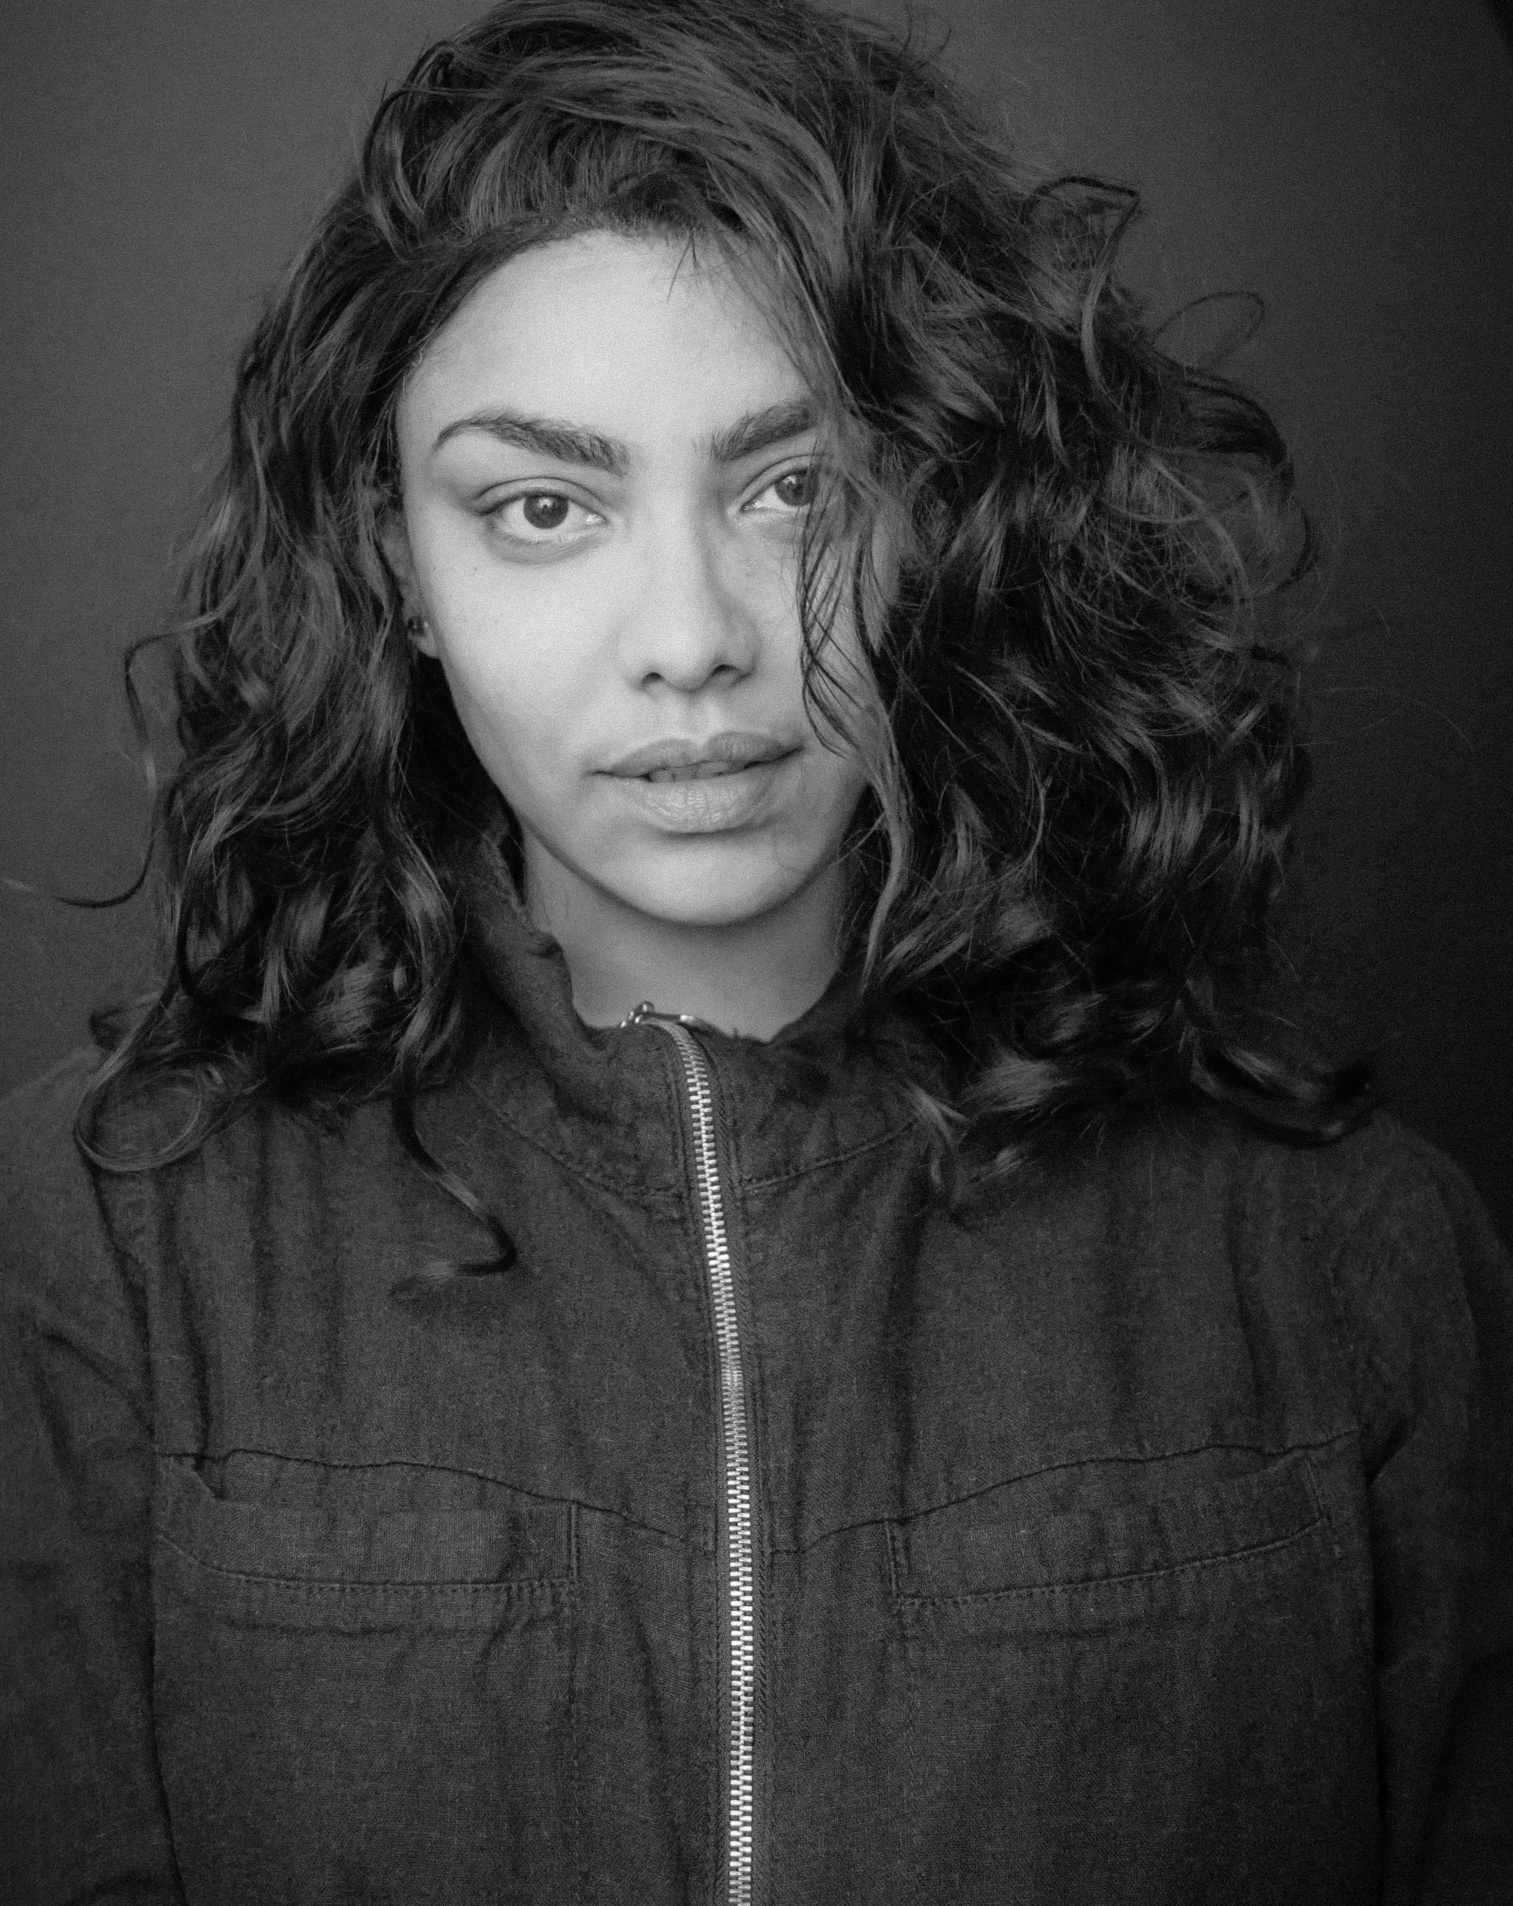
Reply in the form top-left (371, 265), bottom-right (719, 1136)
top-left (604, 731), bottom-right (796, 777)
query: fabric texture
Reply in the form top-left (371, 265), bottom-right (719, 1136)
top-left (2, 870), bottom-right (1511, 1904)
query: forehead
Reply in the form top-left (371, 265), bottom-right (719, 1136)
top-left (398, 229), bottom-right (810, 462)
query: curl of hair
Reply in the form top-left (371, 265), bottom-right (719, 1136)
top-left (80, 0), bottom-right (1374, 1235)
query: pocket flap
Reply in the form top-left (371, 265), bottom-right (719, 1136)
top-left (155, 1455), bottom-right (573, 1587)
top-left (893, 1449), bottom-right (1322, 1600)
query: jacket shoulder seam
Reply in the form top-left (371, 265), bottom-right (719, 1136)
top-left (739, 1121), bottom-right (916, 1190)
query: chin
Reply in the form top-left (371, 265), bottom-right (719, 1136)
top-left (631, 890), bottom-right (802, 932)
top-left (619, 866), bottom-right (821, 933)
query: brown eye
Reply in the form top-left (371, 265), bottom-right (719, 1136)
top-left (771, 469), bottom-right (815, 508)
top-left (521, 492), bottom-right (571, 530)
top-left (491, 490), bottom-right (601, 544)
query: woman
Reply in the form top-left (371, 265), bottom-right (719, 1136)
top-left (2, 0), bottom-right (1509, 1900)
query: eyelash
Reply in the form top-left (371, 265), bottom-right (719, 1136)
top-left (490, 493), bottom-right (600, 541)
top-left (487, 465), bottom-right (817, 542)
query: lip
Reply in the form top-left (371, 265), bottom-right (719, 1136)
top-left (604, 731), bottom-right (796, 779)
top-left (600, 733), bottom-right (797, 834)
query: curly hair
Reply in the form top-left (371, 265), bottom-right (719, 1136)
top-left (81, 0), bottom-right (1372, 1224)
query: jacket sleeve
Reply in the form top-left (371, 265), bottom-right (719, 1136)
top-left (1325, 1128), bottom-right (1513, 1905)
top-left (0, 1056), bottom-right (187, 1905)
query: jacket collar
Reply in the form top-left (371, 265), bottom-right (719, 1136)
top-left (458, 846), bottom-right (922, 1196)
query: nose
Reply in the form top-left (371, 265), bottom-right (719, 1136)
top-left (615, 503), bottom-right (762, 697)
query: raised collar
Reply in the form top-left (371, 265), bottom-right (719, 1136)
top-left (457, 848), bottom-right (923, 1197)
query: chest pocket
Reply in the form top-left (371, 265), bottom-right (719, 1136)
top-left (153, 1452), bottom-right (574, 1632)
top-left (889, 1445), bottom-right (1329, 1635)
top-left (151, 1454), bottom-right (578, 1905)
top-left (882, 1447), bottom-right (1372, 1904)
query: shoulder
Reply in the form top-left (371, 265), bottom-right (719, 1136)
top-left (0, 1043), bottom-right (98, 1133)
top-left (1063, 1097), bottom-right (1502, 1267)
top-left (0, 1047), bottom-right (483, 1301)
top-left (0, 1047), bottom-right (148, 1349)
top-left (1244, 1109), bottom-right (1496, 1250)
top-left (0, 1047), bottom-right (430, 1351)
top-left (1, 1043), bottom-right (201, 1216)
top-left (0, 1045), bottom-right (246, 1305)
top-left (1272, 1112), bottom-right (1512, 1415)
top-left (1078, 1102), bottom-right (1511, 1430)
top-left (1020, 1100), bottom-right (1508, 1363)
top-left (1194, 1106), bottom-right (1508, 1323)
top-left (0, 1046), bottom-right (105, 1225)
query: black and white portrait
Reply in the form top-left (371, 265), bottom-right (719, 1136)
top-left (3, 4), bottom-right (1510, 1900)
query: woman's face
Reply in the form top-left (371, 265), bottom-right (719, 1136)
top-left (387, 229), bottom-right (870, 936)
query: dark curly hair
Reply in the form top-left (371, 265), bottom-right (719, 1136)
top-left (81, 0), bottom-right (1373, 1228)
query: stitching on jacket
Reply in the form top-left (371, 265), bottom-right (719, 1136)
top-left (885, 1520), bottom-right (905, 1596)
top-left (155, 1447), bottom-right (706, 1552)
top-left (892, 1508), bottom-right (1326, 1607)
top-left (569, 1552), bottom-right (584, 1906)
top-left (740, 1122), bottom-right (916, 1190)
top-left (155, 1526), bottom-right (573, 1593)
top-left (775, 1429), bottom-right (1353, 1553)
top-left (896, 1591), bottom-right (929, 1904)
top-left (467, 1067), bottom-right (914, 1193)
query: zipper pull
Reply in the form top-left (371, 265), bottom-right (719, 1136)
top-left (618, 1000), bottom-right (715, 1032)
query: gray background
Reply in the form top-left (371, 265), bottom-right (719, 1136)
top-left (2, 0), bottom-right (1510, 1234)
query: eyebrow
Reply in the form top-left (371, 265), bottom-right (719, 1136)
top-left (432, 396), bottom-right (817, 475)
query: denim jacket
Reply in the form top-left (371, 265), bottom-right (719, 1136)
top-left (3, 874), bottom-right (1511, 1904)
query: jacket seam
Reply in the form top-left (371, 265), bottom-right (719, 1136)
top-left (739, 1121), bottom-right (916, 1190)
top-left (891, 1510), bottom-right (1326, 1608)
top-left (775, 1428), bottom-right (1354, 1553)
top-left (466, 1077), bottom-right (914, 1194)
top-left (156, 1446), bottom-right (706, 1551)
top-left (154, 1525), bottom-right (573, 1593)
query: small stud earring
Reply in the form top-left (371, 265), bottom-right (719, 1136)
top-left (404, 611), bottom-right (427, 640)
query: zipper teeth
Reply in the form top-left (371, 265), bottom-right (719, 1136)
top-left (661, 1020), bottom-right (756, 1906)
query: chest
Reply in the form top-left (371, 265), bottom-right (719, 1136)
top-left (139, 1120), bottom-right (1378, 1904)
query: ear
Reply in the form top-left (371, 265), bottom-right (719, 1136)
top-left (378, 508), bottom-right (440, 658)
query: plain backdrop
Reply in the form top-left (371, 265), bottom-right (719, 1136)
top-left (2, 0), bottom-right (1510, 1236)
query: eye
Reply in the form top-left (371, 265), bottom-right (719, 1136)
top-left (490, 490), bottom-right (603, 542)
top-left (746, 465), bottom-right (819, 515)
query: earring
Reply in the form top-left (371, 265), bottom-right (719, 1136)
top-left (404, 610), bottom-right (427, 640)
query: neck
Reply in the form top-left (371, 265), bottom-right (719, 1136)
top-left (524, 856), bottom-right (846, 1042)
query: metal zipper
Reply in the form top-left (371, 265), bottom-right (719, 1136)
top-left (622, 1002), bottom-right (757, 1906)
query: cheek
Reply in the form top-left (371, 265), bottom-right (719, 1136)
top-left (814, 750), bottom-right (871, 846)
top-left (418, 562), bottom-right (599, 783)
top-left (427, 627), bottom-right (579, 805)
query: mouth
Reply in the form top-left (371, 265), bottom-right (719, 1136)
top-left (605, 732), bottom-right (796, 781)
top-left (602, 731), bottom-right (797, 834)
top-left (642, 759), bottom-right (761, 782)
